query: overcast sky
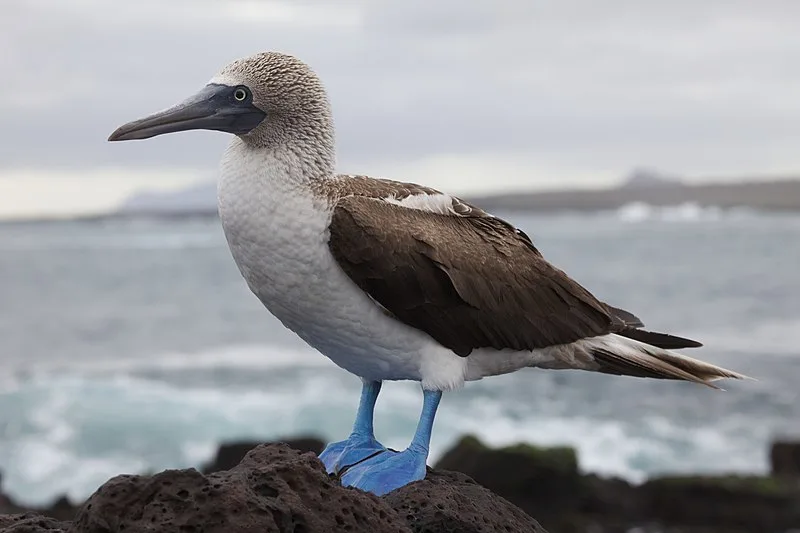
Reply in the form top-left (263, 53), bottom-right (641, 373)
top-left (2, 0), bottom-right (800, 217)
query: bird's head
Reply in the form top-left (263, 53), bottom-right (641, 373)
top-left (108, 51), bottom-right (331, 146)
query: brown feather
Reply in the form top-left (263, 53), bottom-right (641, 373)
top-left (616, 328), bottom-right (703, 349)
top-left (327, 195), bottom-right (617, 356)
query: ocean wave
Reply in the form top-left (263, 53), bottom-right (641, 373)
top-left (0, 362), bottom-right (772, 506)
top-left (430, 392), bottom-right (768, 483)
top-left (0, 232), bottom-right (221, 251)
top-left (613, 202), bottom-right (753, 223)
top-left (681, 318), bottom-right (800, 357)
top-left (0, 344), bottom-right (333, 383)
top-left (0, 371), bottom-right (360, 506)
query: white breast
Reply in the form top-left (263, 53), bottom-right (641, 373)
top-left (216, 140), bottom-right (470, 389)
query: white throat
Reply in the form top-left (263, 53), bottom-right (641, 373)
top-left (217, 137), bottom-right (333, 324)
top-left (216, 139), bottom-right (335, 287)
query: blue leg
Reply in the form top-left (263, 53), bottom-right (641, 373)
top-left (340, 387), bottom-right (442, 496)
top-left (318, 380), bottom-right (386, 474)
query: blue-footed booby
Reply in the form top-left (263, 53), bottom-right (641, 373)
top-left (108, 51), bottom-right (747, 496)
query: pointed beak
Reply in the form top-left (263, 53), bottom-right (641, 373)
top-left (108, 84), bottom-right (266, 142)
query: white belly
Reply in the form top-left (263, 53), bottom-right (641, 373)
top-left (216, 149), bottom-right (472, 388)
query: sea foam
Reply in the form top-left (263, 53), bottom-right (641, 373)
top-left (0, 343), bottom-right (775, 507)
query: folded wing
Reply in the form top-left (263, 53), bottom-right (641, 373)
top-left (328, 195), bottom-right (623, 356)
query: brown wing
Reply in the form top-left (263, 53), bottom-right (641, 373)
top-left (327, 196), bottom-right (617, 356)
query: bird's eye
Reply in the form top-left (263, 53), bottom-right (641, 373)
top-left (233, 87), bottom-right (249, 101)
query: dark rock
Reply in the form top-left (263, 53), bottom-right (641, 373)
top-left (201, 437), bottom-right (325, 473)
top-left (433, 435), bottom-right (800, 532)
top-left (0, 476), bottom-right (79, 522)
top-left (434, 435), bottom-right (586, 529)
top-left (384, 469), bottom-right (547, 533)
top-left (69, 443), bottom-right (411, 533)
top-left (7, 435), bottom-right (800, 533)
top-left (1, 443), bottom-right (551, 533)
top-left (0, 514), bottom-right (69, 533)
top-left (640, 475), bottom-right (800, 532)
top-left (0, 439), bottom-right (324, 524)
top-left (579, 474), bottom-right (640, 531)
top-left (37, 500), bottom-right (75, 524)
top-left (771, 440), bottom-right (800, 478)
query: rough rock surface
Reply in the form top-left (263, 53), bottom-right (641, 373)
top-left (0, 515), bottom-right (69, 533)
top-left (1, 444), bottom-right (548, 533)
top-left (201, 437), bottom-right (325, 474)
top-left (70, 444), bottom-right (410, 533)
top-left (5, 437), bottom-right (800, 533)
top-left (435, 434), bottom-right (586, 529)
top-left (385, 469), bottom-right (547, 533)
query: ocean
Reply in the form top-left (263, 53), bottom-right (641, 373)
top-left (1, 204), bottom-right (798, 507)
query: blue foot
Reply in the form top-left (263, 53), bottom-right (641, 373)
top-left (339, 445), bottom-right (428, 496)
top-left (339, 388), bottom-right (442, 496)
top-left (319, 380), bottom-right (385, 474)
top-left (318, 435), bottom-right (387, 475)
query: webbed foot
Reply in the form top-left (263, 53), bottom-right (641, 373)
top-left (339, 445), bottom-right (428, 496)
top-left (319, 435), bottom-right (387, 474)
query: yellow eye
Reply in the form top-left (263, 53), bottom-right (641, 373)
top-left (234, 88), bottom-right (248, 101)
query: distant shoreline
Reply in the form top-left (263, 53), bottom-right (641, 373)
top-left (467, 178), bottom-right (800, 213)
top-left (3, 178), bottom-right (800, 224)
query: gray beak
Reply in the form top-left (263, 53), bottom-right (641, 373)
top-left (108, 83), bottom-right (266, 142)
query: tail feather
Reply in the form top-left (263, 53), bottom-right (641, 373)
top-left (604, 303), bottom-right (703, 349)
top-left (587, 334), bottom-right (749, 389)
top-left (615, 328), bottom-right (703, 350)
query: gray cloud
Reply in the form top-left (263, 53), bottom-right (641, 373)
top-left (2, 0), bottom-right (800, 192)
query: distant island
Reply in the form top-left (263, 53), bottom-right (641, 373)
top-left (470, 169), bottom-right (800, 213)
top-left (114, 168), bottom-right (800, 218)
top-left (118, 181), bottom-right (219, 216)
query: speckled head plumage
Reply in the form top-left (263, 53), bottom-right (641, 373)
top-left (108, 51), bottom-right (335, 158)
top-left (210, 52), bottom-right (334, 148)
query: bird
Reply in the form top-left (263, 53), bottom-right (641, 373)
top-left (108, 51), bottom-right (748, 496)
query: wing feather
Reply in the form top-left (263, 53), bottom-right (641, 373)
top-left (327, 196), bottom-right (615, 356)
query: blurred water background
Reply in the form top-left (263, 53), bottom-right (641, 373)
top-left (2, 205), bottom-right (798, 506)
